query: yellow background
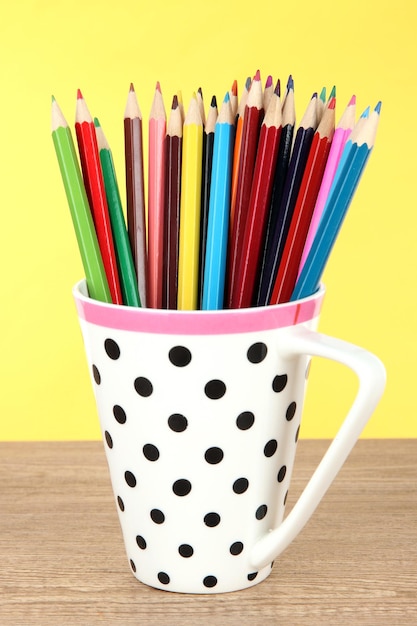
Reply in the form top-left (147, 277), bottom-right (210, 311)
top-left (0, 0), bottom-right (415, 440)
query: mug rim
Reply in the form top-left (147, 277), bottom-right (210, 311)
top-left (73, 279), bottom-right (325, 335)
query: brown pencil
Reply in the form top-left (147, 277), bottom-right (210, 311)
top-left (124, 83), bottom-right (147, 305)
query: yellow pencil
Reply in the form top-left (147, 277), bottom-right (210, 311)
top-left (177, 95), bottom-right (203, 310)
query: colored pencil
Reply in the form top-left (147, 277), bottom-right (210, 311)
top-left (147, 81), bottom-right (166, 308)
top-left (270, 95), bottom-right (336, 304)
top-left (51, 97), bottom-right (111, 303)
top-left (229, 79), bottom-right (238, 118)
top-left (177, 95), bottom-right (204, 310)
top-left (95, 118), bottom-right (141, 307)
top-left (230, 76), bottom-right (251, 232)
top-left (162, 95), bottom-right (183, 310)
top-left (298, 94), bottom-right (356, 277)
top-left (124, 83), bottom-right (147, 306)
top-left (317, 86), bottom-right (326, 122)
top-left (226, 70), bottom-right (263, 307)
top-left (197, 87), bottom-right (206, 127)
top-left (292, 102), bottom-right (381, 301)
top-left (198, 95), bottom-right (218, 308)
top-left (263, 75), bottom-right (274, 112)
top-left (230, 83), bottom-right (282, 309)
top-left (255, 75), bottom-right (294, 305)
top-left (75, 90), bottom-right (122, 304)
top-left (256, 92), bottom-right (318, 306)
top-left (202, 92), bottom-right (235, 310)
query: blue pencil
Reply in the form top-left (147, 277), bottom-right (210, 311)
top-left (291, 102), bottom-right (381, 301)
top-left (202, 92), bottom-right (235, 310)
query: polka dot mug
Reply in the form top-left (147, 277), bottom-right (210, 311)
top-left (73, 280), bottom-right (385, 594)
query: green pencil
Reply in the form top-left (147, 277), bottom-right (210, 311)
top-left (51, 97), bottom-right (111, 303)
top-left (94, 118), bottom-right (141, 307)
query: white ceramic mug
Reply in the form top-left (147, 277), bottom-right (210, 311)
top-left (73, 279), bottom-right (385, 594)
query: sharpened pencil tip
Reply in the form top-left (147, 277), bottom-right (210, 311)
top-left (274, 79), bottom-right (281, 97)
top-left (349, 94), bottom-right (356, 105)
top-left (329, 85), bottom-right (336, 99)
top-left (319, 87), bottom-right (326, 102)
top-left (77, 88), bottom-right (83, 100)
top-left (287, 75), bottom-right (294, 91)
top-left (130, 83), bottom-right (135, 92)
top-left (328, 97), bottom-right (336, 110)
top-left (254, 69), bottom-right (261, 81)
top-left (265, 75), bottom-right (273, 88)
top-left (210, 94), bottom-right (217, 107)
top-left (361, 106), bottom-right (370, 118)
top-left (198, 86), bottom-right (203, 96)
top-left (224, 91), bottom-right (230, 103)
top-left (245, 76), bottom-right (252, 90)
top-left (312, 92), bottom-right (318, 99)
top-left (172, 94), bottom-right (178, 109)
top-left (375, 101), bottom-right (382, 114)
top-left (155, 81), bottom-right (161, 93)
top-left (93, 117), bottom-right (100, 127)
top-left (231, 80), bottom-right (238, 96)
top-left (51, 95), bottom-right (56, 103)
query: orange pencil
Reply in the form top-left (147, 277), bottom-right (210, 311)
top-left (230, 76), bottom-right (251, 230)
top-left (75, 89), bottom-right (122, 304)
top-left (147, 81), bottom-right (166, 308)
top-left (270, 96), bottom-right (336, 304)
top-left (226, 70), bottom-right (263, 307)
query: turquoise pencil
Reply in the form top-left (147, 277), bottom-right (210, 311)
top-left (291, 102), bottom-right (381, 301)
top-left (202, 93), bottom-right (235, 310)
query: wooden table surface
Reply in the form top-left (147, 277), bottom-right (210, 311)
top-left (0, 439), bottom-right (416, 625)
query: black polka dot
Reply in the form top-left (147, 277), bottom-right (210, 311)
top-left (168, 413), bottom-right (188, 432)
top-left (113, 404), bottom-right (127, 424)
top-left (134, 377), bottom-right (153, 397)
top-left (286, 401), bottom-right (297, 421)
top-left (172, 479), bottom-right (192, 496)
top-left (130, 559), bottom-right (136, 573)
top-left (277, 465), bottom-right (287, 483)
top-left (264, 439), bottom-right (278, 457)
top-left (117, 496), bottom-right (125, 512)
top-left (230, 541), bottom-right (244, 555)
top-left (158, 572), bottom-right (170, 585)
top-left (204, 447), bottom-right (224, 464)
top-left (169, 346), bottom-right (192, 367)
top-left (272, 374), bottom-right (288, 392)
top-left (136, 535), bottom-right (147, 549)
top-left (247, 572), bottom-right (258, 581)
top-left (178, 544), bottom-right (194, 558)
top-left (150, 509), bottom-right (165, 524)
top-left (247, 342), bottom-right (268, 363)
top-left (143, 444), bottom-right (160, 461)
top-left (256, 504), bottom-right (268, 520)
top-left (104, 431), bottom-right (113, 449)
top-left (104, 338), bottom-right (120, 360)
top-left (204, 379), bottom-right (226, 399)
top-left (203, 575), bottom-right (217, 588)
top-left (233, 477), bottom-right (249, 494)
top-left (92, 364), bottom-right (101, 384)
top-left (236, 411), bottom-right (255, 430)
top-left (204, 512), bottom-right (220, 527)
top-left (125, 471), bottom-right (137, 488)
top-left (295, 425), bottom-right (300, 442)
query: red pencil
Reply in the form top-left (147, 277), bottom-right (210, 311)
top-left (226, 70), bottom-right (263, 308)
top-left (230, 82), bottom-right (282, 308)
top-left (75, 89), bottom-right (122, 304)
top-left (147, 81), bottom-right (167, 309)
top-left (270, 96), bottom-right (336, 304)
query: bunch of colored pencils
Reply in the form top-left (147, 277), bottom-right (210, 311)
top-left (51, 71), bottom-right (381, 310)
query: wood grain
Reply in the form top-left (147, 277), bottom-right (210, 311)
top-left (0, 440), bottom-right (416, 625)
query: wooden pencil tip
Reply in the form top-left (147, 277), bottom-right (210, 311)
top-left (172, 94), bottom-right (178, 109)
top-left (231, 79), bottom-right (238, 96)
top-left (265, 75), bottom-right (273, 88)
top-left (287, 75), bottom-right (294, 90)
top-left (374, 101), bottom-right (382, 114)
top-left (329, 85), bottom-right (336, 99)
top-left (319, 87), bottom-right (326, 102)
top-left (211, 94), bottom-right (217, 107)
top-left (156, 81), bottom-right (161, 92)
top-left (130, 82), bottom-right (135, 92)
top-left (224, 91), bottom-right (230, 103)
top-left (93, 117), bottom-right (100, 127)
top-left (349, 94), bottom-right (356, 105)
top-left (51, 95), bottom-right (56, 103)
top-left (245, 76), bottom-right (252, 90)
top-left (254, 69), bottom-right (261, 81)
top-left (361, 106), bottom-right (370, 118)
top-left (311, 92), bottom-right (318, 99)
top-left (328, 97), bottom-right (336, 110)
top-left (198, 86), bottom-right (203, 96)
top-left (77, 88), bottom-right (83, 100)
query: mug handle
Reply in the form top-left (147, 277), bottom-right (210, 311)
top-left (249, 326), bottom-right (386, 570)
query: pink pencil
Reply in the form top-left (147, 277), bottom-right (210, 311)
top-left (298, 94), bottom-right (356, 277)
top-left (147, 81), bottom-right (167, 308)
